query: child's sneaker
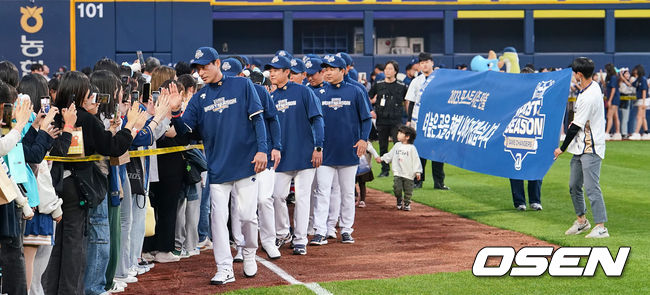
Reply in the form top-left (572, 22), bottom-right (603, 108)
top-left (403, 205), bottom-right (411, 211)
top-left (358, 201), bottom-right (366, 208)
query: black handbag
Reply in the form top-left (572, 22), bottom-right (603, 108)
top-left (182, 148), bottom-right (207, 185)
top-left (71, 163), bottom-right (108, 209)
top-left (126, 156), bottom-right (146, 196)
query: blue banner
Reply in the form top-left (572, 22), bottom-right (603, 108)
top-left (414, 68), bottom-right (572, 180)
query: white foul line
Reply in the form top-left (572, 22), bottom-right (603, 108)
top-left (256, 255), bottom-right (333, 295)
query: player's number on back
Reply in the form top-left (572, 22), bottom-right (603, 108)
top-left (77, 3), bottom-right (103, 19)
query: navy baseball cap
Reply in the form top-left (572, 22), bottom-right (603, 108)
top-left (290, 58), bottom-right (306, 74)
top-left (304, 57), bottom-right (323, 75)
top-left (336, 52), bottom-right (353, 66)
top-left (264, 55), bottom-right (291, 70)
top-left (191, 47), bottom-right (219, 66)
top-left (275, 50), bottom-right (293, 60)
top-left (221, 58), bottom-right (243, 77)
top-left (321, 55), bottom-right (346, 69)
top-left (241, 55), bottom-right (250, 66)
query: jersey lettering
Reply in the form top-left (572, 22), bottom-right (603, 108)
top-left (203, 97), bottom-right (238, 113)
top-left (275, 99), bottom-right (297, 112)
top-left (321, 98), bottom-right (351, 110)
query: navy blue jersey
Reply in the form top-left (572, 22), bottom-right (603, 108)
top-left (254, 83), bottom-right (282, 168)
top-left (180, 76), bottom-right (265, 184)
top-left (606, 76), bottom-right (620, 102)
top-left (308, 82), bottom-right (327, 93)
top-left (272, 82), bottom-right (324, 172)
top-left (315, 81), bottom-right (372, 166)
top-left (633, 76), bottom-right (648, 99)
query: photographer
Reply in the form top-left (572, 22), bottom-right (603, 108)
top-left (43, 71), bottom-right (148, 295)
top-left (369, 61), bottom-right (407, 177)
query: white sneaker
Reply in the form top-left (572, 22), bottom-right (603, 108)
top-left (516, 204), bottom-right (526, 211)
top-left (233, 246), bottom-right (244, 262)
top-left (604, 133), bottom-right (612, 141)
top-left (612, 133), bottom-right (623, 140)
top-left (154, 251), bottom-right (181, 263)
top-left (126, 267), bottom-right (138, 277)
top-left (243, 250), bottom-right (257, 277)
top-left (210, 268), bottom-right (235, 285)
top-left (188, 248), bottom-right (200, 256)
top-left (107, 282), bottom-right (124, 293)
top-left (114, 280), bottom-right (127, 289)
top-left (197, 238), bottom-right (213, 251)
top-left (114, 275), bottom-right (137, 284)
top-left (565, 219), bottom-right (591, 235)
top-left (129, 265), bottom-right (145, 276)
top-left (629, 133), bottom-right (642, 140)
top-left (585, 225), bottom-right (609, 238)
top-left (642, 133), bottom-right (650, 140)
top-left (142, 252), bottom-right (155, 261)
top-left (263, 244), bottom-right (281, 260)
top-left (530, 203), bottom-right (543, 211)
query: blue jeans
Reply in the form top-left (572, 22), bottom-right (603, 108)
top-left (117, 175), bottom-right (147, 278)
top-left (509, 179), bottom-right (542, 207)
top-left (84, 197), bottom-right (110, 295)
top-left (198, 182), bottom-right (211, 242)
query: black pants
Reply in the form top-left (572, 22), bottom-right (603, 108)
top-left (143, 180), bottom-right (182, 253)
top-left (0, 205), bottom-right (27, 295)
top-left (416, 158), bottom-right (446, 188)
top-left (510, 179), bottom-right (542, 207)
top-left (43, 177), bottom-right (89, 295)
top-left (377, 124), bottom-right (399, 173)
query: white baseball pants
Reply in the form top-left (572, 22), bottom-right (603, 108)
top-left (327, 170), bottom-right (341, 236)
top-left (210, 175), bottom-right (258, 270)
top-left (273, 168), bottom-right (316, 246)
top-left (230, 168), bottom-right (276, 250)
top-left (313, 165), bottom-right (358, 236)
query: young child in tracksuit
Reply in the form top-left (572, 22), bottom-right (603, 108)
top-left (377, 125), bottom-right (422, 211)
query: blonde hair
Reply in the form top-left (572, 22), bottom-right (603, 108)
top-left (150, 66), bottom-right (176, 91)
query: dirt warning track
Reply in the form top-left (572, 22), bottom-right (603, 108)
top-left (122, 188), bottom-right (555, 294)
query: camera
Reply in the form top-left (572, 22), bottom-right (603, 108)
top-left (131, 91), bottom-right (140, 104)
top-left (151, 91), bottom-right (160, 104)
top-left (97, 93), bottom-right (110, 104)
top-left (41, 96), bottom-right (51, 113)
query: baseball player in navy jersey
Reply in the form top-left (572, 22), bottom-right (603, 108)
top-left (338, 52), bottom-right (360, 82)
top-left (311, 55), bottom-right (372, 245)
top-left (304, 56), bottom-right (326, 235)
top-left (290, 58), bottom-right (307, 85)
top-left (220, 58), bottom-right (284, 261)
top-left (325, 52), bottom-right (372, 240)
top-left (266, 55), bottom-right (325, 255)
top-left (167, 47), bottom-right (268, 285)
top-left (305, 57), bottom-right (326, 91)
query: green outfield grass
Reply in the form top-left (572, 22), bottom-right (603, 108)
top-left (227, 141), bottom-right (649, 295)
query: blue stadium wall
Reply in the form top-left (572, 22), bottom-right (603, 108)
top-left (3, 0), bottom-right (650, 75)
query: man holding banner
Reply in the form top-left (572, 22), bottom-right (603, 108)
top-left (406, 52), bottom-right (448, 190)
